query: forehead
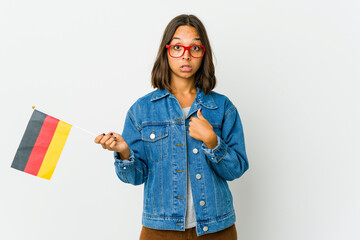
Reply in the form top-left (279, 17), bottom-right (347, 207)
top-left (171, 25), bottom-right (201, 43)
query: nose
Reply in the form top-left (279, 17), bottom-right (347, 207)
top-left (182, 48), bottom-right (191, 60)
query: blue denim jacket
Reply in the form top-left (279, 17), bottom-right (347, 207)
top-left (113, 87), bottom-right (249, 236)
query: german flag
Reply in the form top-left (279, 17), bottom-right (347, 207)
top-left (11, 109), bottom-right (72, 180)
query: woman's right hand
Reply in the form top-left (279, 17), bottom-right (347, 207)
top-left (94, 132), bottom-right (130, 159)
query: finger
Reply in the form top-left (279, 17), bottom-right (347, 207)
top-left (189, 118), bottom-right (197, 125)
top-left (111, 132), bottom-right (122, 139)
top-left (94, 133), bottom-right (106, 143)
top-left (106, 132), bottom-right (121, 140)
top-left (105, 132), bottom-right (117, 145)
top-left (105, 136), bottom-right (115, 145)
top-left (197, 108), bottom-right (203, 118)
top-left (100, 133), bottom-right (111, 144)
top-left (109, 140), bottom-right (116, 149)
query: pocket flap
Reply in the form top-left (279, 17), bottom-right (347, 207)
top-left (141, 124), bottom-right (169, 142)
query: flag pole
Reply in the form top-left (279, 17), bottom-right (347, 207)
top-left (32, 106), bottom-right (98, 137)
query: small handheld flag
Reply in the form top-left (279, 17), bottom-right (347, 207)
top-left (11, 107), bottom-right (72, 180)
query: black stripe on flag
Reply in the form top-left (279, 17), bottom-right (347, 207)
top-left (11, 110), bottom-right (47, 171)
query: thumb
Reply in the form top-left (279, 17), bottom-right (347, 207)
top-left (197, 108), bottom-right (204, 119)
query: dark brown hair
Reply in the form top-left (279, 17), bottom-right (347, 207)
top-left (151, 14), bottom-right (216, 95)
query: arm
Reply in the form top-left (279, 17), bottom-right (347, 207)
top-left (113, 110), bottom-right (148, 185)
top-left (201, 104), bottom-right (249, 181)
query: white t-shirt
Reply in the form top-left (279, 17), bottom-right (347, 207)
top-left (181, 106), bottom-right (197, 229)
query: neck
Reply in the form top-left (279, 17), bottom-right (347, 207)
top-left (170, 78), bottom-right (196, 96)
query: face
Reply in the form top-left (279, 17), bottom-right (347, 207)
top-left (167, 25), bottom-right (203, 83)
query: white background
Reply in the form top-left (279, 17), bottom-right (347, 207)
top-left (1, 0), bottom-right (359, 239)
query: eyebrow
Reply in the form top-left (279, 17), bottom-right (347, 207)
top-left (172, 37), bottom-right (201, 41)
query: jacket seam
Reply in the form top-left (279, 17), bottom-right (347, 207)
top-left (128, 110), bottom-right (141, 131)
top-left (116, 161), bottom-right (134, 166)
top-left (119, 164), bottom-right (136, 172)
top-left (196, 210), bottom-right (235, 224)
top-left (142, 210), bottom-right (234, 222)
top-left (209, 94), bottom-right (218, 108)
top-left (216, 144), bottom-right (227, 163)
top-left (142, 213), bottom-right (183, 219)
top-left (121, 172), bottom-right (129, 183)
top-left (210, 169), bottom-right (221, 216)
top-left (224, 105), bottom-right (236, 120)
top-left (222, 153), bottom-right (236, 179)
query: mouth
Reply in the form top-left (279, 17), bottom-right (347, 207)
top-left (180, 65), bottom-right (192, 72)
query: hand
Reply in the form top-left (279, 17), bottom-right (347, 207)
top-left (189, 108), bottom-right (218, 149)
top-left (94, 132), bottom-right (130, 159)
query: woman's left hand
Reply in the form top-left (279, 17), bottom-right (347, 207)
top-left (189, 108), bottom-right (218, 149)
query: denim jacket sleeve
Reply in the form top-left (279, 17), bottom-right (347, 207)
top-left (113, 110), bottom-right (148, 185)
top-left (201, 102), bottom-right (249, 181)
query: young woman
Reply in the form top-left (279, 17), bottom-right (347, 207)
top-left (94, 14), bottom-right (249, 240)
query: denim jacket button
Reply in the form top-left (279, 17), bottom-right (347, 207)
top-left (196, 174), bottom-right (201, 179)
top-left (203, 226), bottom-right (208, 231)
top-left (192, 148), bottom-right (198, 154)
top-left (150, 133), bottom-right (155, 139)
top-left (200, 200), bottom-right (205, 206)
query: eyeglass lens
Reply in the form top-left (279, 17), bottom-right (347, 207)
top-left (169, 45), bottom-right (204, 58)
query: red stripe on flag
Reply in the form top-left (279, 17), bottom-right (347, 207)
top-left (24, 115), bottom-right (60, 176)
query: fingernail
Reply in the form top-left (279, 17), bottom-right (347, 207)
top-left (110, 133), bottom-right (113, 135)
top-left (114, 136), bottom-right (117, 139)
top-left (102, 133), bottom-right (105, 136)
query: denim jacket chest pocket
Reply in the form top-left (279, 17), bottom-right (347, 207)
top-left (141, 124), bottom-right (169, 162)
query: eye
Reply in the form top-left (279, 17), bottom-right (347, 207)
top-left (174, 45), bottom-right (183, 50)
top-left (191, 46), bottom-right (200, 51)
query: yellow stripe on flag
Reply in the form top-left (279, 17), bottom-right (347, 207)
top-left (37, 120), bottom-right (72, 180)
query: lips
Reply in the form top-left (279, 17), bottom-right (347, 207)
top-left (180, 65), bottom-right (192, 72)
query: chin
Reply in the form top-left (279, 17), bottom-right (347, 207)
top-left (178, 71), bottom-right (194, 77)
top-left (180, 74), bottom-right (195, 79)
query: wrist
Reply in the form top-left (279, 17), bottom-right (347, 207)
top-left (203, 131), bottom-right (218, 149)
top-left (118, 149), bottom-right (130, 160)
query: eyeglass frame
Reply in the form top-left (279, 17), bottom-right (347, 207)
top-left (165, 44), bottom-right (206, 58)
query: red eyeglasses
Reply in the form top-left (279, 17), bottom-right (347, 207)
top-left (166, 45), bottom-right (205, 58)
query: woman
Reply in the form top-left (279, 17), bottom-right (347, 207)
top-left (94, 14), bottom-right (249, 239)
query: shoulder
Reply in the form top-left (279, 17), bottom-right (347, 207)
top-left (124, 89), bottom-right (158, 127)
top-left (128, 89), bottom-right (157, 112)
top-left (208, 90), bottom-right (229, 101)
top-left (208, 90), bottom-right (236, 114)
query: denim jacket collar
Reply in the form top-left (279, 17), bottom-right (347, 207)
top-left (150, 87), bottom-right (218, 110)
